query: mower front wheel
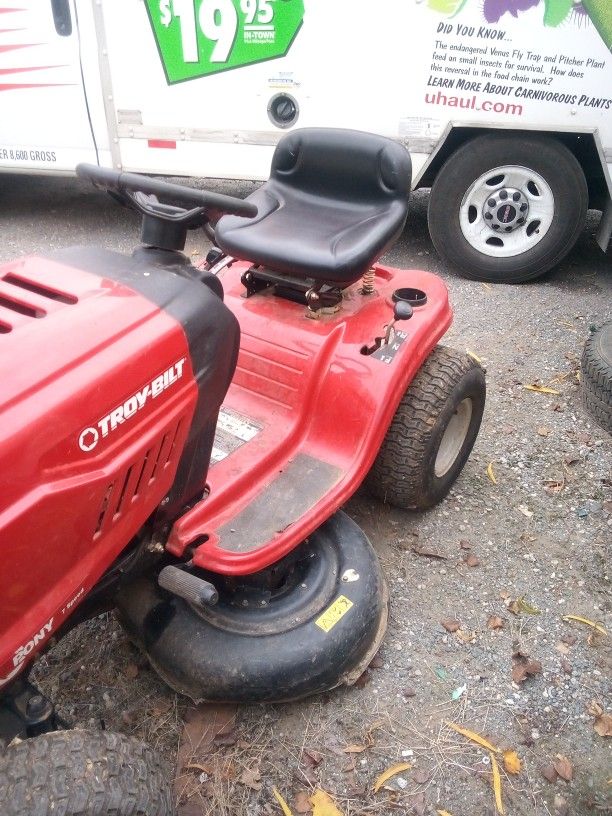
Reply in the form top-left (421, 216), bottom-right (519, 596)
top-left (367, 346), bottom-right (485, 510)
top-left (0, 729), bottom-right (173, 816)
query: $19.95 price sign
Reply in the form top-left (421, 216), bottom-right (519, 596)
top-left (145, 0), bottom-right (304, 83)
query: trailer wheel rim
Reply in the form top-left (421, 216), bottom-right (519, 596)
top-left (459, 165), bottom-right (555, 258)
top-left (434, 397), bottom-right (473, 478)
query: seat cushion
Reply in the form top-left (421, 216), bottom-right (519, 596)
top-left (215, 128), bottom-right (411, 286)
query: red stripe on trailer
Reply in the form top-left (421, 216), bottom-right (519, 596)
top-left (0, 64), bottom-right (64, 74)
top-left (0, 9), bottom-right (25, 13)
top-left (148, 139), bottom-right (177, 149)
top-left (0, 42), bottom-right (39, 52)
top-left (0, 82), bottom-right (71, 91)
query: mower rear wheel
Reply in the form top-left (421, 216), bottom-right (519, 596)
top-left (366, 345), bottom-right (485, 510)
top-left (0, 729), bottom-right (173, 816)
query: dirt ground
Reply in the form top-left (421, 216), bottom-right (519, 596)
top-left (2, 176), bottom-right (611, 816)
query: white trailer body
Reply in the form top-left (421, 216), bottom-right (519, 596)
top-left (0, 0), bottom-right (610, 281)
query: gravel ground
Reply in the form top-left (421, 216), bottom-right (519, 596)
top-left (1, 174), bottom-right (610, 816)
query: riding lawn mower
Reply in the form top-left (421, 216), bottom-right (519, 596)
top-left (0, 128), bottom-right (485, 814)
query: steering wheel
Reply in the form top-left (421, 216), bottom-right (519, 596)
top-left (76, 164), bottom-right (257, 248)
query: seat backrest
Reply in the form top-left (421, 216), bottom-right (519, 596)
top-left (271, 127), bottom-right (412, 205)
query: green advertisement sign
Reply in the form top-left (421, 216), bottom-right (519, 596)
top-left (145, 0), bottom-right (305, 84)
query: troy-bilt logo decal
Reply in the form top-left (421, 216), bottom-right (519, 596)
top-left (78, 358), bottom-right (186, 452)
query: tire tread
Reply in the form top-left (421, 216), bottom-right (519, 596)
top-left (366, 346), bottom-right (484, 509)
top-left (0, 730), bottom-right (173, 816)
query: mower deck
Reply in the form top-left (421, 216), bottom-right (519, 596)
top-left (166, 261), bottom-right (451, 575)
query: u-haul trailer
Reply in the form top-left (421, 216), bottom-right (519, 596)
top-left (0, 0), bottom-right (610, 282)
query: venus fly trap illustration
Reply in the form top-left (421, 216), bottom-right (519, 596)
top-left (427, 0), bottom-right (612, 48)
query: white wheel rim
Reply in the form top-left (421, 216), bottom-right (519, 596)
top-left (434, 398), bottom-right (472, 478)
top-left (459, 165), bottom-right (555, 258)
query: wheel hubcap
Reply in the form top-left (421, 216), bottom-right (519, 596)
top-left (460, 165), bottom-right (554, 257)
top-left (435, 398), bottom-right (472, 478)
top-left (483, 187), bottom-right (529, 233)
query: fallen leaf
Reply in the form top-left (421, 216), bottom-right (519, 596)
top-left (437, 811), bottom-right (453, 816)
top-left (293, 791), bottom-right (311, 814)
top-left (587, 703), bottom-right (612, 737)
top-left (451, 684), bottom-right (467, 701)
top-left (537, 426), bottom-right (550, 437)
top-left (463, 553), bottom-right (480, 568)
top-left (487, 616), bottom-right (505, 630)
top-left (517, 505), bottom-right (533, 518)
top-left (411, 791), bottom-right (426, 816)
top-left (373, 762), bottom-right (413, 793)
top-left (554, 793), bottom-right (569, 816)
top-left (273, 787), bottom-right (294, 816)
top-left (403, 687), bottom-right (417, 698)
top-left (303, 749), bottom-right (323, 768)
top-left (343, 744), bottom-right (367, 754)
top-left (487, 462), bottom-right (498, 484)
top-left (239, 767), bottom-right (262, 791)
top-left (125, 663), bottom-right (139, 679)
top-left (512, 659), bottom-right (542, 684)
top-left (175, 703), bottom-right (237, 809)
top-left (524, 384), bottom-right (560, 395)
top-left (561, 659), bottom-right (572, 674)
top-left (553, 755), bottom-right (573, 782)
top-left (542, 764), bottom-right (558, 783)
top-left (512, 664), bottom-right (528, 684)
top-left (412, 543), bottom-right (448, 560)
top-left (455, 629), bottom-right (477, 644)
top-left (562, 615), bottom-right (607, 636)
top-left (517, 597), bottom-right (540, 615)
top-left (150, 698), bottom-right (173, 717)
top-left (445, 722), bottom-right (498, 753)
top-left (413, 768), bottom-right (430, 785)
top-left (435, 667), bottom-right (449, 680)
top-left (466, 349), bottom-right (482, 364)
top-left (459, 539), bottom-right (472, 549)
top-left (503, 750), bottom-right (522, 775)
top-left (490, 752), bottom-right (504, 814)
top-left (369, 653), bottom-right (384, 669)
top-left (594, 714), bottom-right (612, 738)
top-left (587, 700), bottom-right (603, 718)
top-left (310, 788), bottom-right (344, 816)
top-left (353, 670), bottom-right (371, 689)
top-left (441, 618), bottom-right (461, 633)
top-left (506, 598), bottom-right (520, 615)
top-left (213, 730), bottom-right (237, 746)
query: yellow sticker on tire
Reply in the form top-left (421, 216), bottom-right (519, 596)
top-left (315, 595), bottom-right (354, 633)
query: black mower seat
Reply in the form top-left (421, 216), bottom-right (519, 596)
top-left (215, 128), bottom-right (412, 286)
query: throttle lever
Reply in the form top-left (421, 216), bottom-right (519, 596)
top-left (383, 300), bottom-right (413, 345)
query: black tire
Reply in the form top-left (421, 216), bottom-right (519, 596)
top-left (0, 730), bottom-right (173, 816)
top-left (366, 346), bottom-right (485, 510)
top-left (581, 320), bottom-right (612, 433)
top-left (428, 134), bottom-right (588, 283)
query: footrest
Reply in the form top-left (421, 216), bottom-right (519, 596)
top-left (216, 454), bottom-right (341, 554)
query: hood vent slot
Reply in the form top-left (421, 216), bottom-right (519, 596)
top-left (3, 273), bottom-right (78, 305)
top-left (0, 294), bottom-right (45, 318)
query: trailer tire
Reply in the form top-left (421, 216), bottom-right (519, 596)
top-left (428, 134), bottom-right (588, 283)
top-left (0, 729), bottom-right (173, 816)
top-left (366, 346), bottom-right (485, 510)
top-left (581, 320), bottom-right (612, 433)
